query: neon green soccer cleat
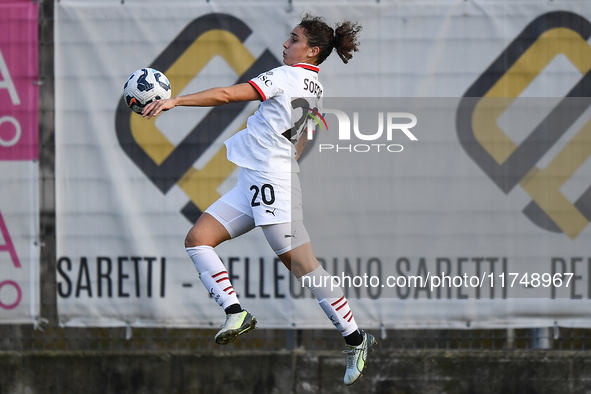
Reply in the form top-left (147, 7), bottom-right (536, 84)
top-left (214, 310), bottom-right (257, 345)
top-left (343, 330), bottom-right (377, 386)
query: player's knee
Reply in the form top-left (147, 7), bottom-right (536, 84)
top-left (185, 227), bottom-right (206, 248)
top-left (277, 250), bottom-right (291, 271)
top-left (184, 221), bottom-right (229, 248)
top-left (184, 230), bottom-right (196, 248)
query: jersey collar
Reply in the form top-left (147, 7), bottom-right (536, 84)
top-left (291, 63), bottom-right (319, 73)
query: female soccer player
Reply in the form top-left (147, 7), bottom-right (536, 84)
top-left (143, 14), bottom-right (375, 386)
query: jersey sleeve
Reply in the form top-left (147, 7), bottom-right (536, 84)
top-left (248, 67), bottom-right (286, 101)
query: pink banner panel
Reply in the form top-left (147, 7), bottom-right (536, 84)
top-left (0, 1), bottom-right (39, 161)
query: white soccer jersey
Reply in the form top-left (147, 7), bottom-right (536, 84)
top-left (224, 63), bottom-right (323, 173)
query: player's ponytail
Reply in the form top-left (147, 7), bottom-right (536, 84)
top-left (332, 21), bottom-right (361, 64)
top-left (299, 14), bottom-right (361, 65)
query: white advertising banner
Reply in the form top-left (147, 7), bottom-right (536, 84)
top-left (0, 0), bottom-right (40, 324)
top-left (56, 1), bottom-right (591, 329)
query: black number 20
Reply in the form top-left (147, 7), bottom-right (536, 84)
top-left (250, 184), bottom-right (276, 207)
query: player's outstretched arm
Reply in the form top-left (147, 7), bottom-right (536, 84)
top-left (142, 82), bottom-right (261, 119)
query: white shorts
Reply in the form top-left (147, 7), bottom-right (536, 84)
top-left (209, 168), bottom-right (303, 226)
top-left (204, 168), bottom-right (309, 255)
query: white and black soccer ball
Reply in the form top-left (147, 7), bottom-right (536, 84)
top-left (123, 68), bottom-right (172, 115)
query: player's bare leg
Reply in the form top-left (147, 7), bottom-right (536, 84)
top-left (277, 241), bottom-right (377, 385)
top-left (185, 212), bottom-right (231, 248)
top-left (185, 213), bottom-right (256, 345)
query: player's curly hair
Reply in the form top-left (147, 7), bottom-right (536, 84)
top-left (298, 14), bottom-right (362, 65)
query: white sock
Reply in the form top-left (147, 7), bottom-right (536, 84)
top-left (186, 245), bottom-right (240, 310)
top-left (300, 265), bottom-right (359, 336)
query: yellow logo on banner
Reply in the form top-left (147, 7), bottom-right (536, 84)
top-left (457, 11), bottom-right (591, 239)
top-left (115, 14), bottom-right (280, 222)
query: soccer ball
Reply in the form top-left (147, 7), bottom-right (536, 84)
top-left (123, 68), bottom-right (172, 115)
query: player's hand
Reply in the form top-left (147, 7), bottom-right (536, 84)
top-left (142, 98), bottom-right (176, 119)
